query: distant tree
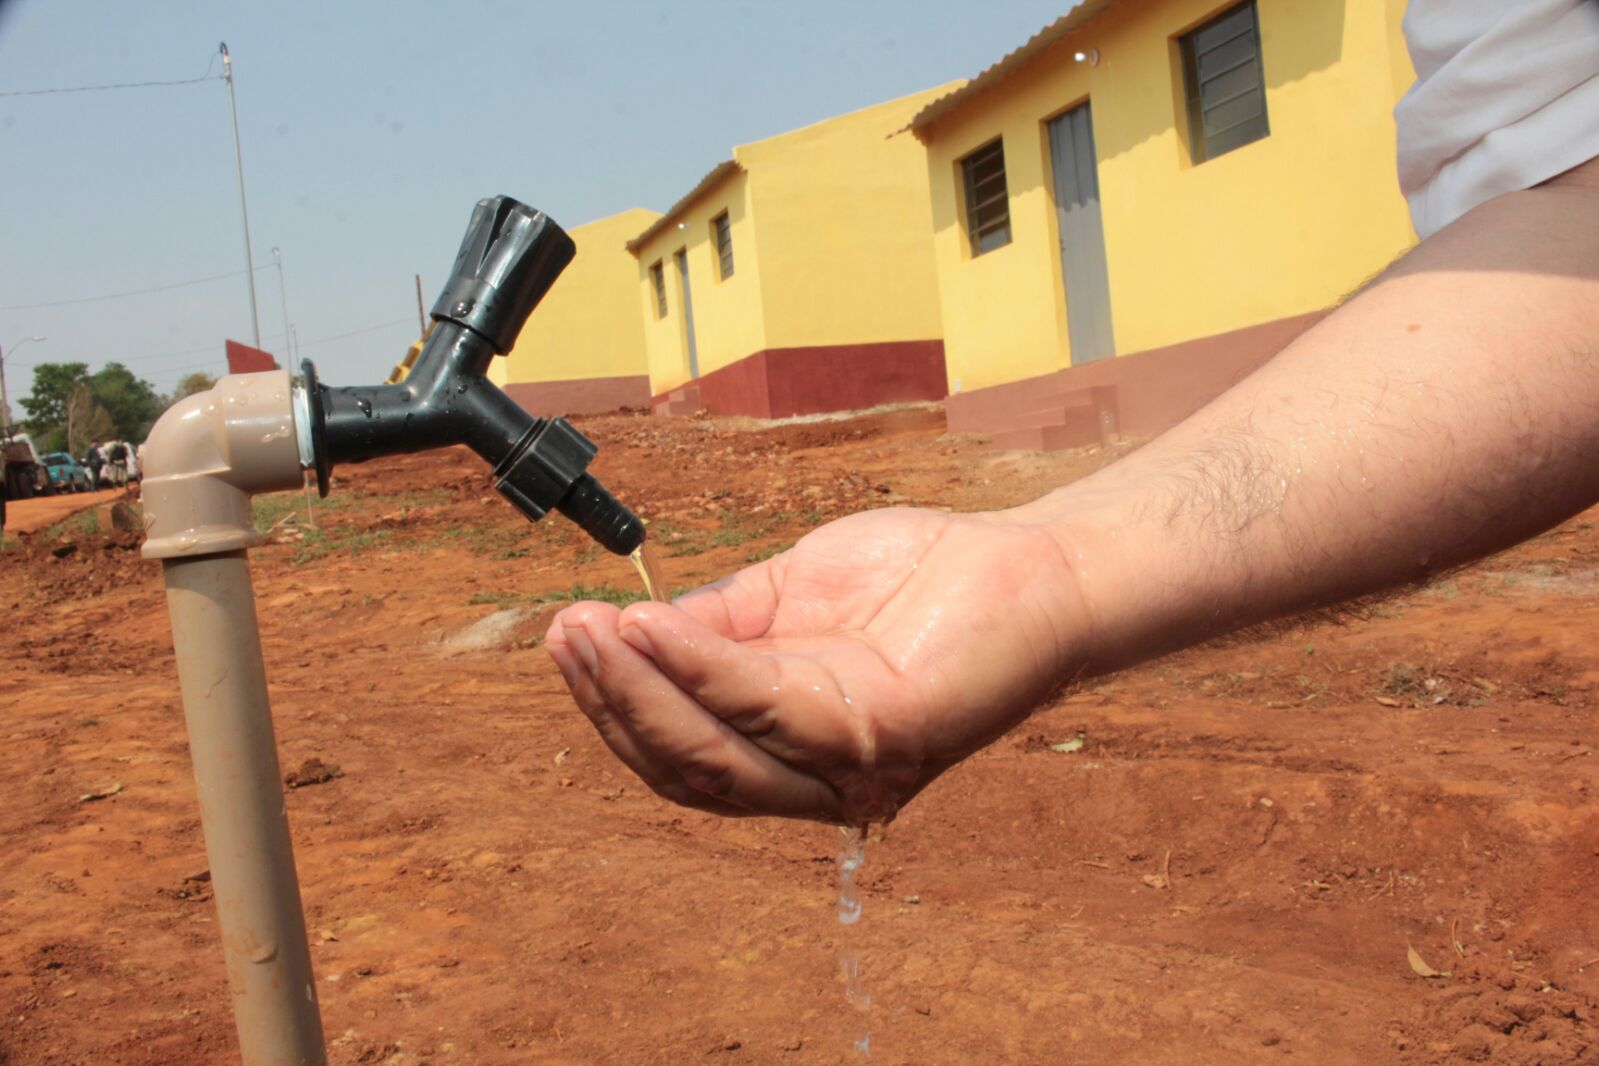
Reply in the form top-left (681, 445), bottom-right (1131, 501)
top-left (19, 361), bottom-right (90, 434)
top-left (169, 371), bottom-right (218, 403)
top-left (87, 362), bottom-right (162, 442)
top-left (66, 383), bottom-right (116, 456)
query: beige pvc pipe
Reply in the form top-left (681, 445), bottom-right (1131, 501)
top-left (142, 369), bottom-right (327, 1064)
top-left (163, 552), bottom-right (326, 1065)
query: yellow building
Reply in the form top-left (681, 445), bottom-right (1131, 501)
top-left (629, 84), bottom-right (957, 418)
top-left (912, 0), bottom-right (1417, 449)
top-left (489, 207), bottom-right (661, 415)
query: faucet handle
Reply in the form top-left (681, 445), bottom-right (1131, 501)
top-left (431, 195), bottom-right (577, 354)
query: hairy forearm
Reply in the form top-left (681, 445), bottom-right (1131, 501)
top-left (1021, 163), bottom-right (1599, 674)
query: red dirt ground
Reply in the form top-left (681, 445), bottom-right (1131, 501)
top-left (4, 487), bottom-right (130, 536)
top-left (2, 406), bottom-right (1596, 1065)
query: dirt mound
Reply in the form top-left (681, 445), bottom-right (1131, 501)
top-left (1404, 959), bottom-right (1598, 1062)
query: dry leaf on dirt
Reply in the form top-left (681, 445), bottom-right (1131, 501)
top-left (1406, 943), bottom-right (1448, 978)
top-left (1141, 850), bottom-right (1173, 890)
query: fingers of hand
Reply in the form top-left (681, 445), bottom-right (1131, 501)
top-left (546, 618), bottom-right (750, 817)
top-left (556, 604), bottom-right (842, 821)
top-left (617, 603), bottom-right (867, 770)
top-left (670, 557), bottom-right (785, 642)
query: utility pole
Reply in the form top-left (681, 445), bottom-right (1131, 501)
top-left (221, 43), bottom-right (261, 348)
top-left (271, 247), bottom-right (293, 365)
top-left (414, 274), bottom-right (427, 336)
top-left (0, 335), bottom-right (46, 439)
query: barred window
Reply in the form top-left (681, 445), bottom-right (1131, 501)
top-left (650, 260), bottom-right (667, 318)
top-left (712, 212), bottom-right (734, 279)
top-left (960, 138), bottom-right (1011, 256)
top-left (1180, 0), bottom-right (1270, 163)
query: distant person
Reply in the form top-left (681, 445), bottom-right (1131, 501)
top-left (84, 440), bottom-right (105, 491)
top-left (547, 3), bottom-right (1599, 822)
top-left (106, 441), bottom-right (128, 488)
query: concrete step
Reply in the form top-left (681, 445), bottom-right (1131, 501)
top-left (653, 384), bottom-right (702, 417)
top-left (1007, 402), bottom-right (1098, 431)
top-left (987, 413), bottom-right (1102, 453)
top-left (948, 386), bottom-right (1094, 433)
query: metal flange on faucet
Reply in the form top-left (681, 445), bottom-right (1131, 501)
top-left (140, 196), bottom-right (645, 1065)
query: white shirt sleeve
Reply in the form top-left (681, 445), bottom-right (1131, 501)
top-left (1396, 0), bottom-right (1599, 239)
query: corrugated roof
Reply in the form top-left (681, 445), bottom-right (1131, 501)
top-left (906, 1), bottom-right (1123, 139)
top-left (625, 159), bottom-right (743, 255)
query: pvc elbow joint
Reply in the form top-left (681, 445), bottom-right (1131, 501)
top-left (140, 370), bottom-right (307, 560)
top-left (298, 195), bottom-right (646, 556)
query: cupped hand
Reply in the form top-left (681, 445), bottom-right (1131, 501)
top-left (545, 506), bottom-right (1089, 823)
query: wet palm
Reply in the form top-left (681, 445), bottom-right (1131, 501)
top-left (546, 506), bottom-right (1084, 823)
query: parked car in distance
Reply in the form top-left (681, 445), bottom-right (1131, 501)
top-left (2, 432), bottom-right (48, 501)
top-left (40, 452), bottom-right (91, 494)
top-left (102, 440), bottom-right (141, 484)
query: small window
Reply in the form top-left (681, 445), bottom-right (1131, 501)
top-left (1180, 0), bottom-right (1269, 163)
top-left (960, 138), bottom-right (1011, 256)
top-left (650, 260), bottom-right (667, 318)
top-left (712, 212), bottom-right (734, 279)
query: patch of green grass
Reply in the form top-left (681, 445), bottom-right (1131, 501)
top-left (44, 508), bottom-right (101, 539)
top-left (1379, 663), bottom-right (1429, 700)
top-left (556, 583), bottom-right (649, 607)
top-left (252, 491), bottom-right (306, 533)
top-left (254, 486), bottom-right (452, 535)
top-left (436, 525), bottom-right (526, 556)
top-left (743, 541), bottom-right (794, 564)
top-left (292, 527), bottom-right (393, 563)
top-left (709, 510), bottom-right (755, 549)
top-left (663, 510), bottom-right (773, 558)
top-left (467, 590), bottom-right (531, 607)
top-left (466, 583), bottom-right (651, 609)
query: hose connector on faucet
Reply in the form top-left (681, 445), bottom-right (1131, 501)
top-left (493, 417), bottom-right (645, 555)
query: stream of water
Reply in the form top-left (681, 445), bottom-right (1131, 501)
top-left (838, 826), bottom-right (872, 1057)
top-left (629, 542), bottom-right (670, 603)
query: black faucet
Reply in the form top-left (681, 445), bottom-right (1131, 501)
top-left (298, 195), bottom-right (646, 555)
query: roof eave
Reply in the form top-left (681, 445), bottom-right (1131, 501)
top-left (907, 0), bottom-right (1123, 140)
top-left (625, 159), bottom-right (744, 256)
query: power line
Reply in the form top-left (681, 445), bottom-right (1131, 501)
top-left (0, 54), bottom-right (221, 98)
top-left (295, 317), bottom-right (414, 350)
top-left (5, 317), bottom-right (417, 373)
top-left (0, 261), bottom-right (272, 311)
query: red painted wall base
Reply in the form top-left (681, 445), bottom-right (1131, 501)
top-left (946, 310), bottom-right (1328, 447)
top-left (652, 339), bottom-right (947, 419)
top-left (502, 375), bottom-right (652, 417)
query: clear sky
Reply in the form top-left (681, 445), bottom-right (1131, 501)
top-left (0, 0), bottom-right (1070, 411)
